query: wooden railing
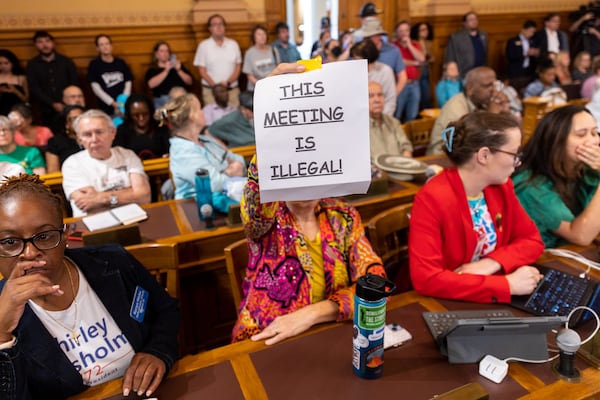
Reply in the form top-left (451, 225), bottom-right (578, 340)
top-left (522, 98), bottom-right (590, 144)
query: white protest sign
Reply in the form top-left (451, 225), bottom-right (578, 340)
top-left (253, 59), bottom-right (371, 202)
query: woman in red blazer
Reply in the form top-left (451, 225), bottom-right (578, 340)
top-left (409, 112), bottom-right (545, 303)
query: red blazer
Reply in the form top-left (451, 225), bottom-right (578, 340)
top-left (409, 168), bottom-right (544, 303)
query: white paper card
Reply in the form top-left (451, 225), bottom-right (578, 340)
top-left (253, 59), bottom-right (371, 202)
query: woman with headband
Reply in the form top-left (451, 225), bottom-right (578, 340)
top-left (408, 112), bottom-right (544, 303)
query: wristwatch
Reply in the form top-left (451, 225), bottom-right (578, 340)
top-left (109, 194), bottom-right (119, 207)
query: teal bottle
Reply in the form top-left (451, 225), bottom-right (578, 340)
top-left (194, 168), bottom-right (213, 220)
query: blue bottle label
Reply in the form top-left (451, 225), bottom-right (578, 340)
top-left (353, 296), bottom-right (386, 379)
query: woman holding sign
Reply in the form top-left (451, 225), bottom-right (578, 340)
top-left (0, 174), bottom-right (179, 399)
top-left (408, 112), bottom-right (545, 304)
top-left (231, 156), bottom-right (386, 345)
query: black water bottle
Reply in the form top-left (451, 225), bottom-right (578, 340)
top-left (352, 274), bottom-right (396, 379)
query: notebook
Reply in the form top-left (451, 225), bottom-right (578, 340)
top-left (82, 203), bottom-right (148, 231)
top-left (511, 264), bottom-right (600, 326)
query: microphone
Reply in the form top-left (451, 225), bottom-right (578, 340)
top-left (200, 204), bottom-right (215, 229)
top-left (554, 328), bottom-right (581, 381)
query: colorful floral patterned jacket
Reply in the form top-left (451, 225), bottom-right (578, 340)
top-left (231, 157), bottom-right (385, 342)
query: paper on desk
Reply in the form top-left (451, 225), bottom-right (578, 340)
top-left (82, 203), bottom-right (148, 231)
top-left (253, 59), bottom-right (371, 202)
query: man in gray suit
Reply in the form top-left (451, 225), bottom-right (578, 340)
top-left (445, 11), bottom-right (488, 79)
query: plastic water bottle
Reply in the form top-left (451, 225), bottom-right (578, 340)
top-left (195, 168), bottom-right (213, 220)
top-left (352, 274), bottom-right (396, 379)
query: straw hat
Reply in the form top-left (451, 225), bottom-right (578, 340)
top-left (359, 17), bottom-right (387, 38)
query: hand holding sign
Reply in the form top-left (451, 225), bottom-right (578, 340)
top-left (254, 60), bottom-right (371, 202)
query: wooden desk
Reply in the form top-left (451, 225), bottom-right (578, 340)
top-left (66, 181), bottom-right (420, 354)
top-left (71, 290), bottom-right (600, 400)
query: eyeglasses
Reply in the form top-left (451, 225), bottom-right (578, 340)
top-left (78, 129), bottom-right (109, 138)
top-left (0, 226), bottom-right (65, 257)
top-left (491, 148), bottom-right (523, 167)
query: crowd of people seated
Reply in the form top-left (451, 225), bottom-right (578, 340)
top-left (3, 3), bottom-right (600, 397)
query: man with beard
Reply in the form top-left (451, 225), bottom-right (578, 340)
top-left (272, 22), bottom-right (301, 63)
top-left (427, 67), bottom-right (510, 155)
top-left (193, 14), bottom-right (242, 106)
top-left (445, 11), bottom-right (488, 79)
top-left (26, 31), bottom-right (79, 126)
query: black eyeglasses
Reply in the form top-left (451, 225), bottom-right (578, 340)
top-left (0, 225), bottom-right (65, 257)
top-left (491, 148), bottom-right (523, 167)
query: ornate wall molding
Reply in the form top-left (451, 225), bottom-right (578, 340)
top-left (0, 11), bottom-right (192, 31)
top-left (409, 0), bottom-right (583, 17)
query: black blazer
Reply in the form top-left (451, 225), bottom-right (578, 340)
top-left (505, 35), bottom-right (538, 79)
top-left (534, 28), bottom-right (569, 56)
top-left (0, 245), bottom-right (180, 399)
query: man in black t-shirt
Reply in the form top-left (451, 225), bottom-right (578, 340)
top-left (26, 31), bottom-right (79, 126)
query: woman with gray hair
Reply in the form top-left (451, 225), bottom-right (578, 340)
top-left (0, 116), bottom-right (45, 175)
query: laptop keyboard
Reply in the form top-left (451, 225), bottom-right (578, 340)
top-left (524, 268), bottom-right (590, 315)
top-left (423, 309), bottom-right (514, 342)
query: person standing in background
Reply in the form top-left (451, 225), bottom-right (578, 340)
top-left (505, 20), bottom-right (540, 92)
top-left (0, 49), bottom-right (28, 117)
top-left (26, 31), bottom-right (78, 126)
top-left (194, 14), bottom-right (242, 107)
top-left (445, 11), bottom-right (488, 79)
top-left (393, 21), bottom-right (424, 122)
top-left (534, 13), bottom-right (569, 58)
top-left (145, 41), bottom-right (193, 110)
top-left (87, 34), bottom-right (133, 116)
top-left (352, 2), bottom-right (383, 43)
top-left (272, 22), bottom-right (301, 63)
top-left (359, 18), bottom-right (407, 115)
top-left (243, 25), bottom-right (278, 91)
top-left (411, 22), bottom-right (435, 109)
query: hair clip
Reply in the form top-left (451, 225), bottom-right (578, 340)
top-left (441, 126), bottom-right (455, 153)
top-left (161, 108), bottom-right (168, 120)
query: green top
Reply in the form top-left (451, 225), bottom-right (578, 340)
top-left (207, 110), bottom-right (255, 148)
top-left (513, 169), bottom-right (600, 248)
top-left (0, 145), bottom-right (45, 174)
